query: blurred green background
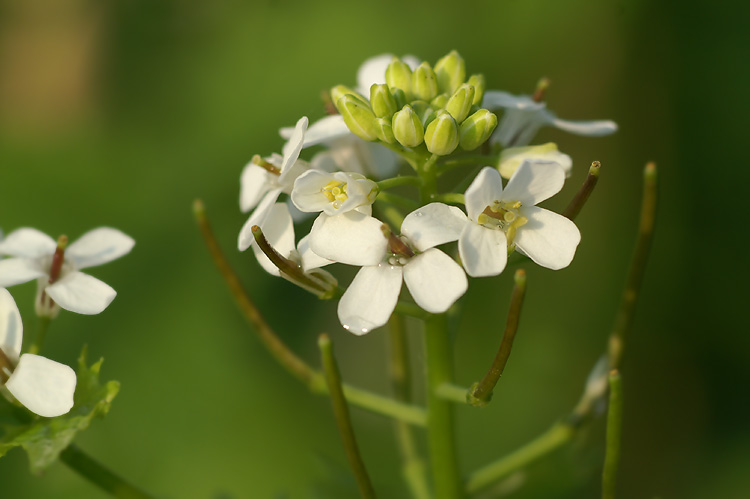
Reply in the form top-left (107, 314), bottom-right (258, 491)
top-left (0, 0), bottom-right (747, 497)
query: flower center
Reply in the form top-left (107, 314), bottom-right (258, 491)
top-left (477, 200), bottom-right (528, 247)
top-left (322, 180), bottom-right (349, 210)
top-left (382, 229), bottom-right (415, 267)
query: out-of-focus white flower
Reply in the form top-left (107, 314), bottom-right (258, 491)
top-left (0, 227), bottom-right (134, 316)
top-left (292, 170), bottom-right (377, 216)
top-left (483, 90), bottom-right (617, 147)
top-left (459, 164), bottom-right (580, 277)
top-left (498, 143), bottom-right (572, 179)
top-left (238, 117), bottom-right (310, 251)
top-left (309, 204), bottom-right (467, 334)
top-left (354, 53), bottom-right (421, 96)
top-left (0, 288), bottom-right (76, 417)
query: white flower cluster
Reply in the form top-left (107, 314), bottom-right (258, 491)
top-left (237, 53), bottom-right (616, 335)
top-left (0, 227), bottom-right (133, 417)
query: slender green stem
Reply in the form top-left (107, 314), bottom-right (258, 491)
top-left (435, 383), bottom-right (469, 404)
top-left (564, 161), bottom-right (601, 220)
top-left (377, 191), bottom-right (420, 212)
top-left (432, 193), bottom-right (465, 206)
top-left (60, 444), bottom-right (156, 499)
top-left (377, 175), bottom-right (422, 191)
top-left (424, 314), bottom-right (464, 499)
top-left (465, 422), bottom-right (574, 495)
top-left (388, 315), bottom-right (431, 499)
top-left (319, 334), bottom-right (377, 499)
top-left (435, 154), bottom-right (500, 176)
top-left (395, 302), bottom-right (432, 320)
top-left (608, 163), bottom-right (658, 370)
top-left (469, 269), bottom-right (527, 407)
top-left (194, 200), bottom-right (426, 424)
top-left (28, 317), bottom-right (51, 355)
top-left (378, 141), bottom-right (421, 169)
top-left (451, 165), bottom-right (484, 195)
top-left (602, 370), bottom-right (623, 499)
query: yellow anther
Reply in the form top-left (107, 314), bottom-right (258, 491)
top-left (331, 187), bottom-right (342, 196)
top-left (323, 191), bottom-right (335, 202)
top-left (477, 213), bottom-right (489, 225)
top-left (335, 193), bottom-right (348, 202)
top-left (503, 211), bottom-right (516, 223)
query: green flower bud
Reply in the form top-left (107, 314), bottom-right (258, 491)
top-left (410, 100), bottom-right (431, 122)
top-left (467, 74), bottom-right (485, 105)
top-left (392, 105), bottom-right (425, 148)
top-left (337, 94), bottom-right (379, 141)
top-left (386, 57), bottom-right (413, 99)
top-left (424, 110), bottom-right (459, 156)
top-left (431, 93), bottom-right (449, 109)
top-left (459, 109), bottom-right (498, 151)
top-left (331, 85), bottom-right (359, 113)
top-left (434, 50), bottom-right (466, 95)
top-left (391, 87), bottom-right (407, 109)
top-left (375, 117), bottom-right (395, 144)
top-left (411, 62), bottom-right (438, 102)
top-left (370, 84), bottom-right (397, 118)
top-left (445, 84), bottom-right (476, 123)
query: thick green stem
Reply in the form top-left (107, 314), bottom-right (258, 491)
top-left (377, 175), bottom-right (422, 191)
top-left (319, 334), bottom-right (376, 499)
top-left (602, 370), bottom-right (624, 499)
top-left (60, 444), bottom-right (155, 499)
top-left (608, 163), bottom-right (658, 370)
top-left (424, 314), bottom-right (463, 499)
top-left (388, 315), bottom-right (431, 499)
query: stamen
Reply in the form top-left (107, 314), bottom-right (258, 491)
top-left (0, 348), bottom-right (16, 383)
top-left (252, 154), bottom-right (281, 175)
top-left (532, 77), bottom-right (550, 103)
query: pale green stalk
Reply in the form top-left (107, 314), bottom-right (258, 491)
top-left (602, 370), bottom-right (623, 499)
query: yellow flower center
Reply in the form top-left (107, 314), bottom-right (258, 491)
top-left (322, 180), bottom-right (349, 209)
top-left (476, 200), bottom-right (528, 249)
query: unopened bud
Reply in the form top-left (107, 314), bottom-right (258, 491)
top-left (375, 117), bottom-right (395, 143)
top-left (370, 84), bottom-right (397, 118)
top-left (424, 110), bottom-right (459, 156)
top-left (412, 62), bottom-right (438, 102)
top-left (392, 105), bottom-right (425, 148)
top-left (431, 93), bottom-right (449, 109)
top-left (434, 50), bottom-right (466, 95)
top-left (459, 109), bottom-right (497, 151)
top-left (385, 57), bottom-right (413, 99)
top-left (337, 94), bottom-right (379, 141)
top-left (330, 85), bottom-right (358, 112)
top-left (391, 87), bottom-right (407, 109)
top-left (410, 100), bottom-right (435, 126)
top-left (445, 84), bottom-right (475, 123)
top-left (467, 74), bottom-right (485, 105)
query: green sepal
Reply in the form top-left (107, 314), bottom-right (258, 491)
top-left (434, 50), bottom-right (466, 95)
top-left (391, 87), bottom-right (407, 109)
top-left (370, 84), bottom-right (397, 118)
top-left (411, 62), bottom-right (438, 102)
top-left (337, 94), bottom-right (379, 141)
top-left (0, 346), bottom-right (120, 473)
top-left (467, 74), bottom-right (485, 105)
top-left (445, 84), bottom-right (476, 123)
top-left (375, 117), bottom-right (396, 144)
top-left (392, 105), bottom-right (425, 148)
top-left (424, 110), bottom-right (459, 156)
top-left (459, 108), bottom-right (498, 151)
top-left (385, 57), bottom-right (413, 100)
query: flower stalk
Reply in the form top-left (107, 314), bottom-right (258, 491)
top-left (469, 269), bottom-right (527, 406)
top-left (602, 369), bottom-right (624, 499)
top-left (564, 161), bottom-right (601, 220)
top-left (319, 334), bottom-right (376, 499)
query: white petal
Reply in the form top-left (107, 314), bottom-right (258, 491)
top-left (278, 159), bottom-right (310, 190)
top-left (5, 354), bottom-right (76, 417)
top-left (283, 115), bottom-right (351, 148)
top-left (363, 141), bottom-right (400, 178)
top-left (465, 167), bottom-right (504, 222)
top-left (237, 188), bottom-right (283, 251)
top-left (66, 228), bottom-right (135, 270)
top-left (482, 91), bottom-right (542, 110)
top-left (0, 288), bottom-right (23, 361)
top-left (240, 163), bottom-right (273, 212)
top-left (309, 212), bottom-right (387, 266)
top-left (45, 271), bottom-right (116, 315)
top-left (498, 143), bottom-right (573, 179)
top-left (458, 223), bottom-right (508, 277)
top-left (0, 228), bottom-right (56, 258)
top-left (401, 203), bottom-right (467, 252)
top-left (298, 235), bottom-right (334, 271)
top-left (0, 258), bottom-right (47, 287)
top-left (549, 117), bottom-right (618, 136)
top-left (357, 54), bottom-right (394, 93)
top-left (251, 203), bottom-right (295, 277)
top-left (279, 116), bottom-right (308, 176)
top-left (403, 249), bottom-right (467, 313)
top-left (502, 161), bottom-right (566, 206)
top-left (515, 206), bottom-right (581, 270)
top-left (337, 264), bottom-right (402, 335)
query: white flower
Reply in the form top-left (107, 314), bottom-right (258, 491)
top-left (482, 90), bottom-right (617, 147)
top-left (238, 116), bottom-right (310, 251)
top-left (292, 170), bottom-right (377, 216)
top-left (459, 164), bottom-right (580, 277)
top-left (353, 53), bottom-right (421, 96)
top-left (0, 288), bottom-right (76, 417)
top-left (309, 204), bottom-right (467, 334)
top-left (0, 227), bottom-right (134, 316)
top-left (498, 142), bottom-right (572, 179)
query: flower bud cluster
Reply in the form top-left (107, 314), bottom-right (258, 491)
top-left (331, 51), bottom-right (498, 156)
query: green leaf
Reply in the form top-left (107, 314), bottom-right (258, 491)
top-left (0, 346), bottom-right (120, 473)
